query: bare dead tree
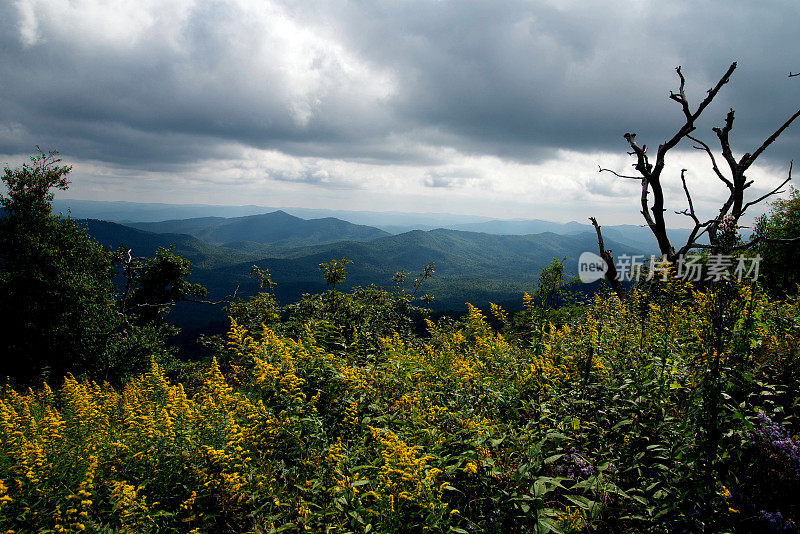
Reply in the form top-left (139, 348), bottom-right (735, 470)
top-left (589, 217), bottom-right (626, 301)
top-left (595, 62), bottom-right (800, 273)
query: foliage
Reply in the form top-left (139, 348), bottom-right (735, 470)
top-left (0, 150), bottom-right (203, 385)
top-left (213, 260), bottom-right (435, 370)
top-left (1, 149), bottom-right (798, 532)
top-left (318, 258), bottom-right (353, 288)
top-left (754, 186), bottom-right (800, 296)
top-left (116, 246), bottom-right (208, 324)
top-left (2, 266), bottom-right (799, 532)
top-left (281, 283), bottom-right (430, 356)
top-left (509, 258), bottom-right (582, 341)
top-left (0, 150), bottom-right (121, 383)
top-left (250, 265), bottom-right (277, 294)
top-left (0, 147), bottom-right (71, 221)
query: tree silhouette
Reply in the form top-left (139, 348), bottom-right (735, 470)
top-left (594, 62), bottom-right (800, 293)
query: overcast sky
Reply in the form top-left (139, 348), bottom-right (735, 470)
top-left (1, 0), bottom-right (798, 224)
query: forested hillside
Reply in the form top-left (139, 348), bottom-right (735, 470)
top-left (78, 219), bottom-right (264, 269)
top-left (80, 213), bottom-right (642, 331)
top-left (200, 229), bottom-right (637, 311)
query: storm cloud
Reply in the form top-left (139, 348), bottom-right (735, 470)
top-left (1, 0), bottom-right (798, 222)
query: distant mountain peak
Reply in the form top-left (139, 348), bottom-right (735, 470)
top-left (239, 210), bottom-right (296, 219)
top-left (125, 210), bottom-right (389, 248)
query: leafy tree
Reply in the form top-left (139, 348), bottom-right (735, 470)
top-left (284, 260), bottom-right (434, 356)
top-left (530, 257), bottom-right (578, 310)
top-left (754, 186), bottom-right (800, 296)
top-left (0, 149), bottom-right (202, 384)
top-left (0, 150), bottom-right (115, 382)
top-left (510, 257), bottom-right (581, 340)
top-left (318, 258), bottom-right (353, 288)
top-left (222, 267), bottom-right (282, 337)
top-left (283, 283), bottom-right (431, 357)
top-left (116, 246), bottom-right (207, 324)
top-left (0, 147), bottom-right (70, 220)
top-left (250, 265), bottom-right (277, 294)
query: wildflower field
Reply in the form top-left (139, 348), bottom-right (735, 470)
top-left (1, 277), bottom-right (799, 533)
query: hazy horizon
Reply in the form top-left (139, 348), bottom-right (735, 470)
top-left (56, 197), bottom-right (575, 224)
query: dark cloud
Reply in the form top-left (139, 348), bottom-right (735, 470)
top-left (0, 0), bottom-right (798, 187)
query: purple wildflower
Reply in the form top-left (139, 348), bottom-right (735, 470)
top-left (551, 450), bottom-right (596, 480)
top-left (757, 510), bottom-right (796, 533)
top-left (748, 414), bottom-right (800, 480)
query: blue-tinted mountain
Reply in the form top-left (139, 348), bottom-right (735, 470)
top-left (76, 219), bottom-right (261, 269)
top-left (54, 199), bottom-right (271, 222)
top-left (74, 215), bottom-right (647, 331)
top-left (53, 199), bottom-right (494, 227)
top-left (126, 210), bottom-right (389, 248)
top-left (56, 200), bottom-right (696, 254)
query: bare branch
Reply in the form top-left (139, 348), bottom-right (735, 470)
top-left (668, 66), bottom-right (692, 121)
top-left (687, 134), bottom-right (733, 189)
top-left (597, 165), bottom-right (639, 180)
top-left (742, 109), bottom-right (800, 169)
top-left (127, 283), bottom-right (240, 309)
top-left (622, 132), bottom-right (659, 232)
top-left (674, 170), bottom-right (720, 256)
top-left (187, 283), bottom-right (239, 305)
top-left (741, 160), bottom-right (793, 216)
top-left (657, 62), bottom-right (737, 162)
top-left (762, 236), bottom-right (800, 243)
top-left (674, 221), bottom-right (715, 256)
top-left (693, 234), bottom-right (800, 251)
top-left (789, 72), bottom-right (800, 78)
top-left (639, 175), bottom-right (656, 229)
top-left (119, 248), bottom-right (135, 313)
top-left (624, 132), bottom-right (652, 175)
top-left (608, 62), bottom-right (799, 260)
top-left (633, 64), bottom-right (738, 259)
top-left (712, 108), bottom-right (738, 176)
top-left (693, 62), bottom-right (738, 121)
top-left (678, 169), bottom-right (699, 225)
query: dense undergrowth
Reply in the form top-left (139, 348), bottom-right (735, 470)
top-left (1, 273), bottom-right (799, 533)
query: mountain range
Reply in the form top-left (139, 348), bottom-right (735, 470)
top-left (58, 198), bottom-right (695, 251)
top-left (72, 205), bottom-right (657, 334)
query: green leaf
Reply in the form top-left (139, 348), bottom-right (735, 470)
top-left (270, 523), bottom-right (298, 532)
top-left (536, 516), bottom-right (562, 534)
top-left (611, 419), bottom-right (633, 429)
top-left (564, 494), bottom-right (596, 509)
top-left (490, 435), bottom-right (506, 447)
